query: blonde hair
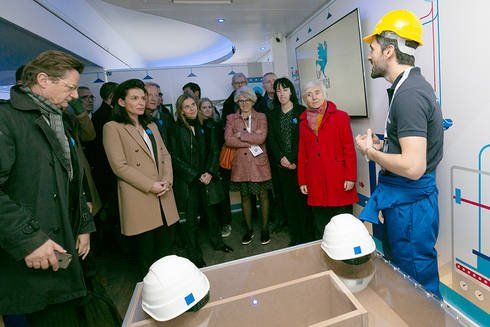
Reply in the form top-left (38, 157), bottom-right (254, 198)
top-left (175, 93), bottom-right (204, 130)
top-left (198, 97), bottom-right (215, 112)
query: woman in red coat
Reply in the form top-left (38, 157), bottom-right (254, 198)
top-left (298, 80), bottom-right (358, 238)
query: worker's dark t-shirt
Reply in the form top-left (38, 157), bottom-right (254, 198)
top-left (385, 67), bottom-right (443, 173)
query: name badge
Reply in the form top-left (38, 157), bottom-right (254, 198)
top-left (249, 145), bottom-right (263, 157)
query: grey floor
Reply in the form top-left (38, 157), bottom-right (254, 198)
top-left (94, 211), bottom-right (291, 317)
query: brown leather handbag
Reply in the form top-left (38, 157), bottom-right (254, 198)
top-left (219, 145), bottom-right (236, 170)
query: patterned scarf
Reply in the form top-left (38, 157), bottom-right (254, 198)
top-left (306, 101), bottom-right (328, 135)
top-left (21, 86), bottom-right (73, 180)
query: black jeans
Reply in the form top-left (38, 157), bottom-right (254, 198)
top-left (218, 168), bottom-right (232, 226)
top-left (276, 167), bottom-right (315, 245)
top-left (203, 202), bottom-right (226, 249)
top-left (178, 183), bottom-right (204, 265)
top-left (311, 205), bottom-right (353, 239)
top-left (269, 164), bottom-right (285, 226)
top-left (131, 222), bottom-right (175, 279)
top-left (25, 299), bottom-right (83, 327)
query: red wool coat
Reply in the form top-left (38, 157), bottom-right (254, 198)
top-left (225, 110), bottom-right (272, 182)
top-left (298, 101), bottom-right (358, 207)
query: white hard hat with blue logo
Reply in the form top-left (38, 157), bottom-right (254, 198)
top-left (321, 214), bottom-right (376, 261)
top-left (142, 255), bottom-right (210, 321)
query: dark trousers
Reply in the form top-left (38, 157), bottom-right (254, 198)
top-left (311, 205), bottom-right (353, 239)
top-left (203, 202), bottom-right (225, 249)
top-left (179, 183), bottom-right (204, 265)
top-left (276, 168), bottom-right (315, 245)
top-left (25, 299), bottom-right (83, 327)
top-left (131, 223), bottom-right (175, 279)
top-left (270, 165), bottom-right (285, 227)
top-left (218, 168), bottom-right (232, 226)
top-left (94, 186), bottom-right (121, 254)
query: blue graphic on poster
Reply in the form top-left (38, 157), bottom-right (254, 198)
top-left (316, 41), bottom-right (328, 79)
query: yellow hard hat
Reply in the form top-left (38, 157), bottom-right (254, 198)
top-left (363, 9), bottom-right (423, 46)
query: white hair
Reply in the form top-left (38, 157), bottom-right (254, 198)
top-left (301, 80), bottom-right (328, 102)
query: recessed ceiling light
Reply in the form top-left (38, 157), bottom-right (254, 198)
top-left (173, 0), bottom-right (232, 4)
top-left (217, 18), bottom-right (225, 23)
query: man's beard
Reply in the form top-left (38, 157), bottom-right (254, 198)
top-left (370, 64), bottom-right (386, 79)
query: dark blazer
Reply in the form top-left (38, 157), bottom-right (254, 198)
top-left (0, 86), bottom-right (95, 314)
top-left (152, 105), bottom-right (175, 149)
top-left (90, 102), bottom-right (116, 201)
top-left (64, 112), bottom-right (102, 215)
top-left (267, 104), bottom-right (306, 167)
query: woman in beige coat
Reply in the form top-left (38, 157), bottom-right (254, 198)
top-left (103, 79), bottom-right (179, 277)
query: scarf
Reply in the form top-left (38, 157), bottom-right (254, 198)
top-left (306, 101), bottom-right (328, 135)
top-left (21, 86), bottom-right (73, 180)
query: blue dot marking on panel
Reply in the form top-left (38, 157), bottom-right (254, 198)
top-left (185, 293), bottom-right (195, 306)
top-left (354, 246), bottom-right (362, 255)
top-left (455, 188), bottom-right (461, 204)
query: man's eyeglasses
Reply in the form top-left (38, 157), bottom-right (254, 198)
top-left (237, 99), bottom-right (252, 104)
top-left (54, 78), bottom-right (78, 92)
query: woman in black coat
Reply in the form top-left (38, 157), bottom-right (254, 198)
top-left (267, 78), bottom-right (314, 245)
top-left (199, 98), bottom-right (233, 238)
top-left (171, 94), bottom-right (232, 267)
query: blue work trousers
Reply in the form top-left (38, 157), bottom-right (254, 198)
top-left (381, 191), bottom-right (441, 298)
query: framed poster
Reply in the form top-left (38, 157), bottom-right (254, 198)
top-left (296, 8), bottom-right (368, 117)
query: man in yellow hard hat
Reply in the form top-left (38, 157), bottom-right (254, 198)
top-left (355, 9), bottom-right (443, 298)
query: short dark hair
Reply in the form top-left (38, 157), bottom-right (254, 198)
top-left (15, 65), bottom-right (25, 83)
top-left (182, 82), bottom-right (201, 98)
top-left (376, 33), bottom-right (418, 66)
top-left (22, 50), bottom-right (84, 87)
top-left (111, 79), bottom-right (152, 127)
top-left (273, 77), bottom-right (299, 107)
top-left (99, 82), bottom-right (118, 101)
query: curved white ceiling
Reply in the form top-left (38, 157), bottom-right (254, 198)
top-left (0, 0), bottom-right (328, 70)
top-left (89, 0), bottom-right (234, 67)
top-left (103, 0), bottom-right (329, 64)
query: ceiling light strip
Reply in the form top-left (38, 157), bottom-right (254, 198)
top-left (172, 0), bottom-right (232, 4)
top-left (32, 0), bottom-right (132, 68)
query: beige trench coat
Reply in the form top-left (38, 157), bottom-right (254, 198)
top-left (103, 121), bottom-right (179, 236)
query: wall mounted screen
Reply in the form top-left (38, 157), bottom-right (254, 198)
top-left (296, 8), bottom-right (368, 117)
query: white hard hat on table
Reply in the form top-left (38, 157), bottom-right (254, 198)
top-left (142, 255), bottom-right (210, 322)
top-left (321, 213), bottom-right (376, 261)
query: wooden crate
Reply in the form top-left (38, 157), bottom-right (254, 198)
top-left (124, 270), bottom-right (367, 327)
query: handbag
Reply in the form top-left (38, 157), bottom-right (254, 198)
top-left (219, 145), bottom-right (235, 170)
top-left (205, 177), bottom-right (226, 205)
